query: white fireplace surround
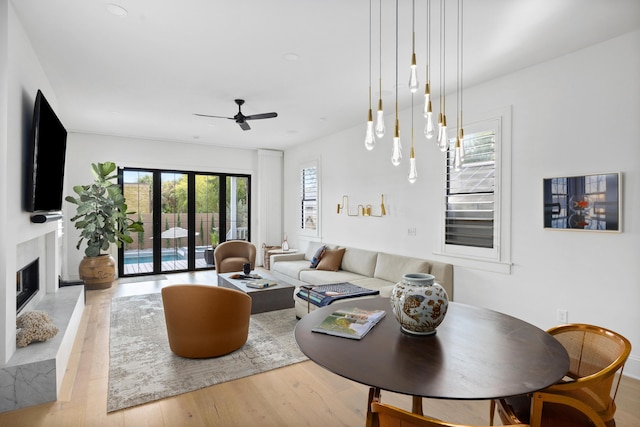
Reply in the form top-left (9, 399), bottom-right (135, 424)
top-left (0, 228), bottom-right (84, 412)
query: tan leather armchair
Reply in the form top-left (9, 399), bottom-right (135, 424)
top-left (161, 284), bottom-right (251, 358)
top-left (214, 240), bottom-right (257, 273)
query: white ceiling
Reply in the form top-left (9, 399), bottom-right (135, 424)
top-left (12, 0), bottom-right (640, 151)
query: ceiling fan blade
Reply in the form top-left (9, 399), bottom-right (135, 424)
top-left (238, 121), bottom-right (251, 131)
top-left (193, 113), bottom-right (234, 120)
top-left (244, 112), bottom-right (278, 120)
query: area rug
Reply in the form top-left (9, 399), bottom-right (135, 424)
top-left (107, 293), bottom-right (307, 412)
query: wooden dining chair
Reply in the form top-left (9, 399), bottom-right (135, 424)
top-left (490, 323), bottom-right (631, 427)
top-left (371, 400), bottom-right (529, 427)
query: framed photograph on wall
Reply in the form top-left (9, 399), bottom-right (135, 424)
top-left (543, 172), bottom-right (621, 232)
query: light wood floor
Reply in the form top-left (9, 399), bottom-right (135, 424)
top-left (1, 270), bottom-right (638, 426)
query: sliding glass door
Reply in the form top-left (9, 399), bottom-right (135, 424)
top-left (226, 176), bottom-right (250, 240)
top-left (120, 169), bottom-right (154, 274)
top-left (119, 168), bottom-right (250, 277)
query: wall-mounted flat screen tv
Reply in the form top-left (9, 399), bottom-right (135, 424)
top-left (25, 89), bottom-right (67, 212)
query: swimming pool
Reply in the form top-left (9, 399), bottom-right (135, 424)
top-left (123, 251), bottom-right (186, 265)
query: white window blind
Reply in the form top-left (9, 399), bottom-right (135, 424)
top-left (445, 130), bottom-right (496, 249)
top-left (300, 166), bottom-right (318, 231)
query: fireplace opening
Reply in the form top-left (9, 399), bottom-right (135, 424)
top-left (17, 258), bottom-right (39, 312)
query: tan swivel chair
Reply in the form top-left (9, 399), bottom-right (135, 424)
top-left (371, 400), bottom-right (529, 427)
top-left (214, 240), bottom-right (257, 274)
top-left (161, 284), bottom-right (251, 358)
top-left (491, 323), bottom-right (631, 427)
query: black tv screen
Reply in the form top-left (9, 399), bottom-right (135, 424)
top-left (25, 90), bottom-right (67, 212)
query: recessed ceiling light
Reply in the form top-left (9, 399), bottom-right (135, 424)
top-left (106, 4), bottom-right (128, 17)
top-left (282, 53), bottom-right (299, 61)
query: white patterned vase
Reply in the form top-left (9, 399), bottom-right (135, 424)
top-left (390, 273), bottom-right (449, 336)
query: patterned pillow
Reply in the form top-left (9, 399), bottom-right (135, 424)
top-left (309, 245), bottom-right (326, 268)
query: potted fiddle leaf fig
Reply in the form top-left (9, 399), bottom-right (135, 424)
top-left (65, 161), bottom-right (143, 289)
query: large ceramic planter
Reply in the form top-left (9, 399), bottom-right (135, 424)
top-left (79, 254), bottom-right (116, 290)
top-left (390, 273), bottom-right (449, 336)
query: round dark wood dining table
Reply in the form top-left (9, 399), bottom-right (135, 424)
top-left (294, 298), bottom-right (569, 422)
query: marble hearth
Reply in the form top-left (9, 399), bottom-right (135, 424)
top-left (1, 229), bottom-right (85, 413)
top-left (0, 286), bottom-right (84, 412)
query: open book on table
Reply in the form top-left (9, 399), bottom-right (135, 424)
top-left (312, 307), bottom-right (386, 340)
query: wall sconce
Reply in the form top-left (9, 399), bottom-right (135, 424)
top-left (337, 194), bottom-right (386, 217)
top-left (337, 195), bottom-right (359, 216)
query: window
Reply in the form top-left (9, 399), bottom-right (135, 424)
top-left (300, 162), bottom-right (319, 236)
top-left (440, 107), bottom-right (511, 272)
top-left (445, 129), bottom-right (496, 249)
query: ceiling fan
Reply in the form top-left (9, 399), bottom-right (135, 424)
top-left (194, 99), bottom-right (278, 131)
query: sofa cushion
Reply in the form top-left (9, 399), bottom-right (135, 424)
top-left (299, 269), bottom-right (369, 286)
top-left (304, 241), bottom-right (327, 261)
top-left (349, 277), bottom-right (396, 296)
top-left (373, 252), bottom-right (431, 283)
top-left (341, 247), bottom-right (378, 277)
top-left (316, 248), bottom-right (345, 271)
top-left (271, 259), bottom-right (312, 280)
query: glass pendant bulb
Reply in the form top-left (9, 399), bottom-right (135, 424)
top-left (458, 128), bottom-right (465, 160)
top-left (365, 109), bottom-right (375, 151)
top-left (422, 83), bottom-right (431, 118)
top-left (375, 98), bottom-right (385, 138)
top-left (424, 99), bottom-right (434, 139)
top-left (408, 147), bottom-right (418, 183)
top-left (424, 112), bottom-right (434, 139)
top-left (409, 53), bottom-right (419, 93)
top-left (438, 114), bottom-right (448, 152)
top-left (454, 138), bottom-right (462, 171)
top-left (391, 119), bottom-right (402, 166)
top-left (439, 125), bottom-right (448, 152)
top-left (392, 137), bottom-right (402, 166)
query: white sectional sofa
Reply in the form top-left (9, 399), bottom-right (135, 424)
top-left (269, 241), bottom-right (453, 318)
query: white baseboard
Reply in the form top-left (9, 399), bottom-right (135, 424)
top-left (624, 354), bottom-right (640, 380)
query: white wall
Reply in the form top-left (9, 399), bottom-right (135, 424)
top-left (0, 0), bottom-right (9, 364)
top-left (62, 133), bottom-right (280, 280)
top-left (0, 0), bottom-right (61, 363)
top-left (283, 31), bottom-right (640, 378)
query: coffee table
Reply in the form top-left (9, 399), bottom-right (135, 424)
top-left (295, 298), bottom-right (569, 425)
top-left (217, 272), bottom-right (295, 314)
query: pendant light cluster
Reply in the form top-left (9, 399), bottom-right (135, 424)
top-left (363, 0), bottom-right (466, 183)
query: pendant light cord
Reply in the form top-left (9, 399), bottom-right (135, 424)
top-left (379, 0), bottom-right (382, 101)
top-left (440, 0), bottom-right (445, 116)
top-left (457, 0), bottom-right (463, 135)
top-left (395, 0), bottom-right (399, 119)
top-left (369, 0), bottom-right (372, 110)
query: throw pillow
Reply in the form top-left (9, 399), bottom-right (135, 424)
top-left (309, 245), bottom-right (326, 268)
top-left (16, 310), bottom-right (59, 348)
top-left (316, 248), bottom-right (346, 272)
